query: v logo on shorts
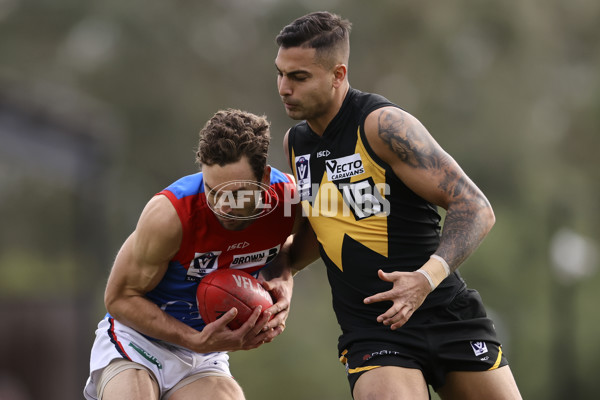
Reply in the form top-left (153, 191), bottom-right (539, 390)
top-left (470, 341), bottom-right (488, 356)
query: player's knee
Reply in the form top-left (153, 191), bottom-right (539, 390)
top-left (354, 386), bottom-right (398, 400)
top-left (353, 375), bottom-right (391, 400)
top-left (210, 377), bottom-right (245, 400)
top-left (169, 376), bottom-right (245, 400)
top-left (102, 368), bottom-right (159, 400)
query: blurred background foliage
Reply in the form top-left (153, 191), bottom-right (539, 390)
top-left (0, 0), bottom-right (599, 399)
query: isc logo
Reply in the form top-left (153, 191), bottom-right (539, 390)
top-left (227, 241), bottom-right (250, 251)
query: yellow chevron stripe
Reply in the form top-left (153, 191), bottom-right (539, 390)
top-left (302, 129), bottom-right (389, 272)
top-left (348, 365), bottom-right (381, 374)
top-left (488, 346), bottom-right (503, 370)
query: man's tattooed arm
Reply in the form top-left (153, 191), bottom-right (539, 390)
top-left (376, 109), bottom-right (495, 272)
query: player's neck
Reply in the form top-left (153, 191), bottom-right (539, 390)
top-left (307, 83), bottom-right (349, 136)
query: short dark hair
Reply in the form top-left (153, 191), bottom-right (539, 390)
top-left (276, 11), bottom-right (352, 67)
top-left (196, 109), bottom-right (270, 180)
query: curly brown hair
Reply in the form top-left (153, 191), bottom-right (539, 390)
top-left (196, 109), bottom-right (271, 180)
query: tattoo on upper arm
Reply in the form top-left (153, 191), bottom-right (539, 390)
top-left (377, 110), bottom-right (485, 205)
top-left (377, 109), bottom-right (493, 270)
top-left (377, 110), bottom-right (441, 170)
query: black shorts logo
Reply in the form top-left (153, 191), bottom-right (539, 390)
top-left (470, 341), bottom-right (488, 356)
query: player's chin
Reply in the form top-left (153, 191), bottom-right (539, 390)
top-left (217, 217), bottom-right (252, 231)
top-left (284, 107), bottom-right (305, 121)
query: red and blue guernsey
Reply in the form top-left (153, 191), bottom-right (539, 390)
top-left (142, 167), bottom-right (297, 334)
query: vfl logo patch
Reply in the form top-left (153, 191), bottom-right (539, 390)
top-left (294, 154), bottom-right (312, 200)
top-left (470, 341), bottom-right (488, 356)
top-left (325, 153), bottom-right (365, 181)
top-left (230, 246), bottom-right (280, 269)
top-left (187, 251), bottom-right (221, 281)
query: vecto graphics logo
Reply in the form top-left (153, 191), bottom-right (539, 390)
top-left (206, 180), bottom-right (279, 220)
top-left (325, 153), bottom-right (365, 181)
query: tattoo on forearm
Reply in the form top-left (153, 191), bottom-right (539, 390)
top-left (436, 179), bottom-right (492, 271)
top-left (437, 204), bottom-right (488, 271)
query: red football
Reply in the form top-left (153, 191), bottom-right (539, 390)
top-left (196, 269), bottom-right (274, 330)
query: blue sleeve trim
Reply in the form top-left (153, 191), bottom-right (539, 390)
top-left (163, 173), bottom-right (204, 199)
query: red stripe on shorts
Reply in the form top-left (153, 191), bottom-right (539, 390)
top-left (107, 317), bottom-right (131, 360)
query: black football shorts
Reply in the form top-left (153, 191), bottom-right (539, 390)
top-left (338, 288), bottom-right (508, 393)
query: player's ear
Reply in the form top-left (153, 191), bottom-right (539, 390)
top-left (261, 165), bottom-right (271, 185)
top-left (332, 64), bottom-right (347, 88)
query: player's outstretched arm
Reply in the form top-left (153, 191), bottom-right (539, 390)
top-left (104, 195), bottom-right (192, 343)
top-left (281, 129), bottom-right (322, 275)
top-left (365, 106), bottom-right (494, 275)
top-left (259, 137), bottom-right (322, 333)
top-left (260, 210), bottom-right (320, 332)
top-left (362, 107), bottom-right (495, 329)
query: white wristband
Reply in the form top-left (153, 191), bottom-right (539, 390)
top-left (430, 254), bottom-right (451, 277)
top-left (416, 269), bottom-right (435, 291)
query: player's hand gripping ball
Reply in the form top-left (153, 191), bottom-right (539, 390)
top-left (197, 269), bottom-right (274, 329)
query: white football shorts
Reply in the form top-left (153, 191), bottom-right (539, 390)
top-left (84, 317), bottom-right (232, 400)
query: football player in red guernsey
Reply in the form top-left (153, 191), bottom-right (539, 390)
top-left (84, 109), bottom-right (298, 400)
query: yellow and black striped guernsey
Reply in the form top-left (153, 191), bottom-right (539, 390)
top-left (287, 88), bottom-right (466, 333)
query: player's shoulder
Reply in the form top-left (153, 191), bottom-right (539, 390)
top-left (269, 167), bottom-right (296, 202)
top-left (159, 172), bottom-right (204, 200)
top-left (348, 88), bottom-right (398, 117)
top-left (364, 105), bottom-right (421, 136)
top-left (288, 120), bottom-right (311, 139)
top-left (137, 194), bottom-right (181, 242)
top-left (270, 167), bottom-right (295, 185)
